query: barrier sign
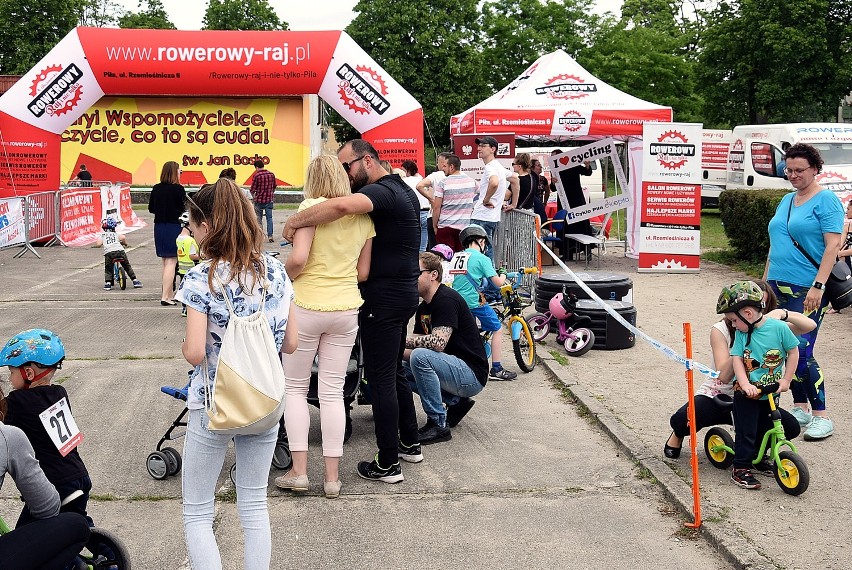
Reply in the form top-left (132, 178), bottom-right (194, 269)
top-left (0, 197), bottom-right (26, 248)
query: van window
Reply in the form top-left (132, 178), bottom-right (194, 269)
top-left (751, 143), bottom-right (783, 177)
top-left (811, 143), bottom-right (852, 166)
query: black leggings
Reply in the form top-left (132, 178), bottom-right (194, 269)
top-left (0, 512), bottom-right (90, 570)
top-left (669, 394), bottom-right (800, 444)
top-left (104, 250), bottom-right (137, 283)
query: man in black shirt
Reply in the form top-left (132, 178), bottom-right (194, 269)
top-left (283, 139), bottom-right (420, 483)
top-left (74, 164), bottom-right (93, 187)
top-left (403, 252), bottom-right (489, 444)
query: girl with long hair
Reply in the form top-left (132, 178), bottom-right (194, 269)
top-left (176, 178), bottom-right (297, 569)
top-left (148, 160), bottom-right (185, 305)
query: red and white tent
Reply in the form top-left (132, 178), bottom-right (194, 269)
top-left (450, 49), bottom-right (672, 138)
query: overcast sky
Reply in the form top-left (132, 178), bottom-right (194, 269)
top-left (114, 0), bottom-right (623, 31)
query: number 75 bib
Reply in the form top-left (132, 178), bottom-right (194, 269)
top-left (39, 397), bottom-right (84, 457)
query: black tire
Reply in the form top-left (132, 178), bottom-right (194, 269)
top-left (271, 441), bottom-right (292, 470)
top-left (82, 526), bottom-right (132, 569)
top-left (511, 316), bottom-right (536, 372)
top-left (229, 462), bottom-right (237, 485)
top-left (161, 447), bottom-right (182, 476)
top-left (145, 451), bottom-right (169, 480)
top-left (527, 313), bottom-right (551, 342)
top-left (774, 451), bottom-right (810, 496)
top-left (703, 427), bottom-right (734, 469)
top-left (564, 328), bottom-right (595, 357)
top-left (117, 266), bottom-right (127, 290)
top-left (344, 414), bottom-right (353, 444)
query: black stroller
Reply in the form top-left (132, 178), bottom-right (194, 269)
top-left (272, 334), bottom-right (364, 471)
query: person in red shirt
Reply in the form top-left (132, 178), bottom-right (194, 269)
top-left (250, 159), bottom-right (277, 242)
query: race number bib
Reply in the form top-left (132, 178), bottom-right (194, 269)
top-left (449, 252), bottom-right (471, 275)
top-left (39, 397), bottom-right (84, 457)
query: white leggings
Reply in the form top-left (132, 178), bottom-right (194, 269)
top-left (283, 306), bottom-right (359, 457)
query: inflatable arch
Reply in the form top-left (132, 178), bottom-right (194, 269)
top-left (0, 27), bottom-right (424, 198)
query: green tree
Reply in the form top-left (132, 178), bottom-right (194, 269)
top-left (119, 0), bottom-right (175, 29)
top-left (698, 0), bottom-right (852, 126)
top-left (479, 0), bottom-right (593, 90)
top-left (202, 0), bottom-right (286, 31)
top-left (0, 0), bottom-right (86, 73)
top-left (79, 0), bottom-right (121, 27)
top-left (338, 0), bottom-right (488, 148)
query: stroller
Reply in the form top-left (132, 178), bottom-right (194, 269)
top-left (146, 336), bottom-right (364, 480)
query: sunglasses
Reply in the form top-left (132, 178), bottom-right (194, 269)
top-left (342, 156), bottom-right (366, 173)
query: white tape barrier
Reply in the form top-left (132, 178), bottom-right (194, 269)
top-left (536, 237), bottom-right (719, 379)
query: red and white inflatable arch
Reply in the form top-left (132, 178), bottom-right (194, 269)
top-left (0, 28), bottom-right (424, 198)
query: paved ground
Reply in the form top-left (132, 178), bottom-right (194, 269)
top-left (0, 207), bottom-right (798, 569)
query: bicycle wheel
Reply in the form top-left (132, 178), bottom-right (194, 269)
top-left (564, 328), bottom-right (595, 357)
top-left (774, 450), bottom-right (809, 496)
top-left (81, 527), bottom-right (132, 569)
top-left (116, 265), bottom-right (127, 290)
top-left (527, 313), bottom-right (551, 342)
top-left (703, 427), bottom-right (734, 469)
top-left (510, 316), bottom-right (536, 373)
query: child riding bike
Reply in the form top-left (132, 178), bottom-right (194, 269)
top-left (176, 212), bottom-right (200, 317)
top-left (96, 218), bottom-right (142, 291)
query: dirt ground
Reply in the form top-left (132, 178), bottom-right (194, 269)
top-left (537, 247), bottom-right (851, 570)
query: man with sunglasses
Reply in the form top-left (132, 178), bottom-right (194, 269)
top-left (283, 139), bottom-right (421, 483)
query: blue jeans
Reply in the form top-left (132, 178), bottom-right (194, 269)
top-left (404, 348), bottom-right (483, 427)
top-left (470, 218), bottom-right (497, 261)
top-left (254, 201), bottom-right (274, 237)
top-left (419, 210), bottom-right (429, 252)
top-left (182, 409), bottom-right (277, 570)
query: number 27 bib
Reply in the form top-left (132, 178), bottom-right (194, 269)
top-left (39, 397), bottom-right (84, 457)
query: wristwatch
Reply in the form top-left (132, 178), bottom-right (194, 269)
top-left (812, 281), bottom-right (825, 290)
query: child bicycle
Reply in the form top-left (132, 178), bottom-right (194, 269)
top-left (703, 382), bottom-right (810, 495)
top-left (527, 287), bottom-right (596, 357)
top-left (0, 490), bottom-right (131, 569)
top-left (481, 267), bottom-right (539, 373)
top-left (112, 256), bottom-right (129, 290)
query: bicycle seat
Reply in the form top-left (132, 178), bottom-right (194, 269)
top-left (161, 385), bottom-right (190, 401)
top-left (713, 393), bottom-right (734, 409)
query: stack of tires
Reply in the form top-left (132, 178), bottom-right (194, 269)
top-left (534, 271), bottom-right (637, 350)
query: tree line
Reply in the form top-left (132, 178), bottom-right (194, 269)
top-left (2, 0), bottom-right (850, 148)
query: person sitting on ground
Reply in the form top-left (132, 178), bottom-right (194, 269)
top-left (0, 329), bottom-right (94, 527)
top-left (451, 224), bottom-right (517, 381)
top-left (403, 252), bottom-right (489, 445)
top-left (0, 392), bottom-right (90, 569)
top-left (665, 280), bottom-right (811, 460)
top-left (95, 217), bottom-right (142, 290)
top-left (717, 281), bottom-right (799, 490)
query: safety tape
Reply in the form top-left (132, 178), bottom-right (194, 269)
top-left (536, 238), bottom-right (720, 379)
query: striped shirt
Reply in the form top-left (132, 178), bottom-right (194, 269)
top-left (435, 173), bottom-right (476, 230)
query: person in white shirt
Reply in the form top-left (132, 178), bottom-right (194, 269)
top-left (401, 160), bottom-right (427, 251)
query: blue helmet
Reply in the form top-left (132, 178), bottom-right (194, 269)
top-left (102, 217), bottom-right (118, 231)
top-left (0, 329), bottom-right (66, 368)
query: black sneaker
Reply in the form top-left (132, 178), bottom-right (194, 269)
top-left (398, 441), bottom-right (424, 463)
top-left (731, 468), bottom-right (761, 490)
top-left (754, 459), bottom-right (776, 476)
top-left (489, 367), bottom-right (517, 381)
top-left (357, 457), bottom-right (404, 483)
top-left (419, 421), bottom-right (452, 445)
top-left (418, 417), bottom-right (438, 435)
top-left (446, 398), bottom-right (476, 428)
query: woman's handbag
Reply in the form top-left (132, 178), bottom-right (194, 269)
top-left (203, 267), bottom-right (286, 435)
top-left (786, 200), bottom-right (852, 310)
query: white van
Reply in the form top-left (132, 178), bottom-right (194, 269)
top-left (726, 123), bottom-right (852, 193)
top-left (700, 129), bottom-right (732, 208)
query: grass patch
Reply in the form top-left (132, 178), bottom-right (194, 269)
top-left (274, 203), bottom-right (299, 210)
top-left (634, 461), bottom-right (658, 484)
top-left (127, 494), bottom-right (173, 502)
top-left (548, 349), bottom-right (568, 366)
top-left (117, 354), bottom-right (179, 361)
top-left (702, 250), bottom-right (765, 278)
top-left (699, 210), bottom-right (728, 251)
top-left (216, 487), bottom-right (237, 503)
top-left (672, 526), bottom-right (701, 540)
top-left (700, 210), bottom-right (765, 277)
top-left (704, 505), bottom-right (731, 524)
top-left (90, 493), bottom-right (120, 501)
top-left (53, 375), bottom-right (71, 385)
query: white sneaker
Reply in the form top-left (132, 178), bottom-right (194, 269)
top-left (803, 416), bottom-right (834, 440)
top-left (789, 406), bottom-right (813, 427)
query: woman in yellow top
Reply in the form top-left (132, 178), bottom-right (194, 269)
top-left (275, 155), bottom-right (375, 498)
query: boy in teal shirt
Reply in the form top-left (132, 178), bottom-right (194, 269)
top-left (717, 281), bottom-right (799, 490)
top-left (450, 224), bottom-right (516, 380)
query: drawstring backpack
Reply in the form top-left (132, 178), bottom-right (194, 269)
top-left (203, 263), bottom-right (286, 434)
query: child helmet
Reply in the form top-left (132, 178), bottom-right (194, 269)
top-left (716, 281), bottom-right (764, 314)
top-left (102, 218), bottom-right (118, 231)
top-left (179, 211), bottom-right (190, 227)
top-left (430, 244), bottom-right (454, 262)
top-left (549, 293), bottom-right (571, 320)
top-left (459, 224), bottom-right (490, 248)
top-left (0, 329), bottom-right (66, 368)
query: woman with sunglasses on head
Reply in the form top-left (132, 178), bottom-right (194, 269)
top-left (512, 153), bottom-right (547, 222)
top-left (176, 178), bottom-right (298, 569)
top-left (763, 143), bottom-right (845, 440)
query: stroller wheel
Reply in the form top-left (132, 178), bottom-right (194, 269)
top-left (161, 447), bottom-right (182, 476)
top-left (229, 463), bottom-right (237, 486)
top-left (146, 451), bottom-right (170, 480)
top-left (271, 441), bottom-right (292, 470)
top-left (343, 415), bottom-right (353, 444)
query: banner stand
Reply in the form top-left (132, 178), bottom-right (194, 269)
top-left (12, 204), bottom-right (41, 259)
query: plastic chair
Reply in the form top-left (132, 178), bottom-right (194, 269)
top-left (540, 209), bottom-right (567, 258)
top-left (590, 213), bottom-right (613, 253)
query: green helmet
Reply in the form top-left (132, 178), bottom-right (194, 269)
top-left (716, 281), bottom-right (764, 314)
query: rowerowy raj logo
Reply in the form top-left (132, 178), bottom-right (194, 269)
top-left (650, 130), bottom-right (696, 170)
top-left (336, 63), bottom-right (390, 116)
top-left (535, 75), bottom-right (596, 100)
top-left (558, 110), bottom-right (586, 132)
top-left (28, 64), bottom-right (84, 118)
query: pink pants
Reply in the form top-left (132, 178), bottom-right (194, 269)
top-left (283, 306), bottom-right (358, 458)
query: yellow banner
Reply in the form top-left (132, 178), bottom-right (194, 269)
top-left (61, 97), bottom-right (309, 187)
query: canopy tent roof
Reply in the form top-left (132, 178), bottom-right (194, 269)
top-left (450, 49), bottom-right (672, 139)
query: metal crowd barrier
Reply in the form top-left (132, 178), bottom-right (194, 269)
top-left (493, 208), bottom-right (540, 290)
top-left (0, 191), bottom-right (65, 259)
